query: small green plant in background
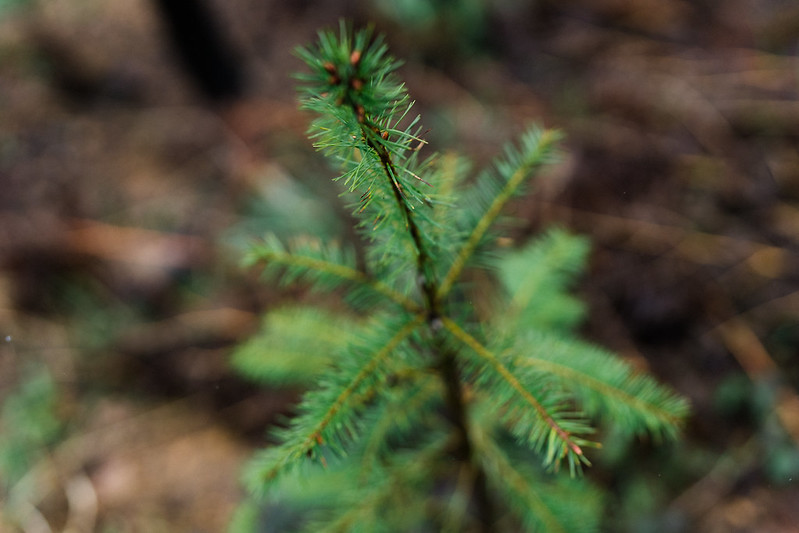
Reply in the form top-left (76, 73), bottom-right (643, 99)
top-left (0, 368), bottom-right (62, 484)
top-left (231, 24), bottom-right (689, 532)
top-left (0, 365), bottom-right (64, 529)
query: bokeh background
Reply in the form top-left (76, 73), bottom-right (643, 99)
top-left (2, 0), bottom-right (799, 531)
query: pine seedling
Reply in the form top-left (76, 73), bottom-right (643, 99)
top-left (232, 23), bottom-right (689, 533)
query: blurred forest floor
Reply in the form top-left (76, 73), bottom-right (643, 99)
top-left (2, 0), bottom-right (799, 531)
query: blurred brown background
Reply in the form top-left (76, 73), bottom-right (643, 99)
top-left (1, 0), bottom-right (799, 531)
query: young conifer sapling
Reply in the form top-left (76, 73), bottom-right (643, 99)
top-left (231, 24), bottom-right (689, 533)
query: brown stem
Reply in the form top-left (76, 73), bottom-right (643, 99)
top-left (437, 340), bottom-right (496, 532)
top-left (368, 134), bottom-right (438, 316)
top-left (332, 58), bottom-right (496, 527)
top-left (354, 104), bottom-right (496, 532)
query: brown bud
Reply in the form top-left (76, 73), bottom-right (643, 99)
top-left (356, 105), bottom-right (365, 123)
top-left (322, 61), bottom-right (336, 74)
top-left (351, 78), bottom-right (363, 91)
top-left (328, 75), bottom-right (340, 85)
top-left (350, 50), bottom-right (361, 66)
top-left (381, 130), bottom-right (389, 140)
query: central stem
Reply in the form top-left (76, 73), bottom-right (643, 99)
top-left (370, 137), bottom-right (438, 316)
top-left (355, 107), bottom-right (495, 531)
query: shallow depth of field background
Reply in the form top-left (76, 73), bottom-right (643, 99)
top-left (2, 1), bottom-right (799, 531)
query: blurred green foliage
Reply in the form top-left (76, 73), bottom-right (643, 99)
top-left (0, 367), bottom-right (63, 487)
top-left (0, 0), bottom-right (30, 17)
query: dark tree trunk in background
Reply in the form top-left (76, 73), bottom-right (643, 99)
top-left (152, 0), bottom-right (245, 105)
